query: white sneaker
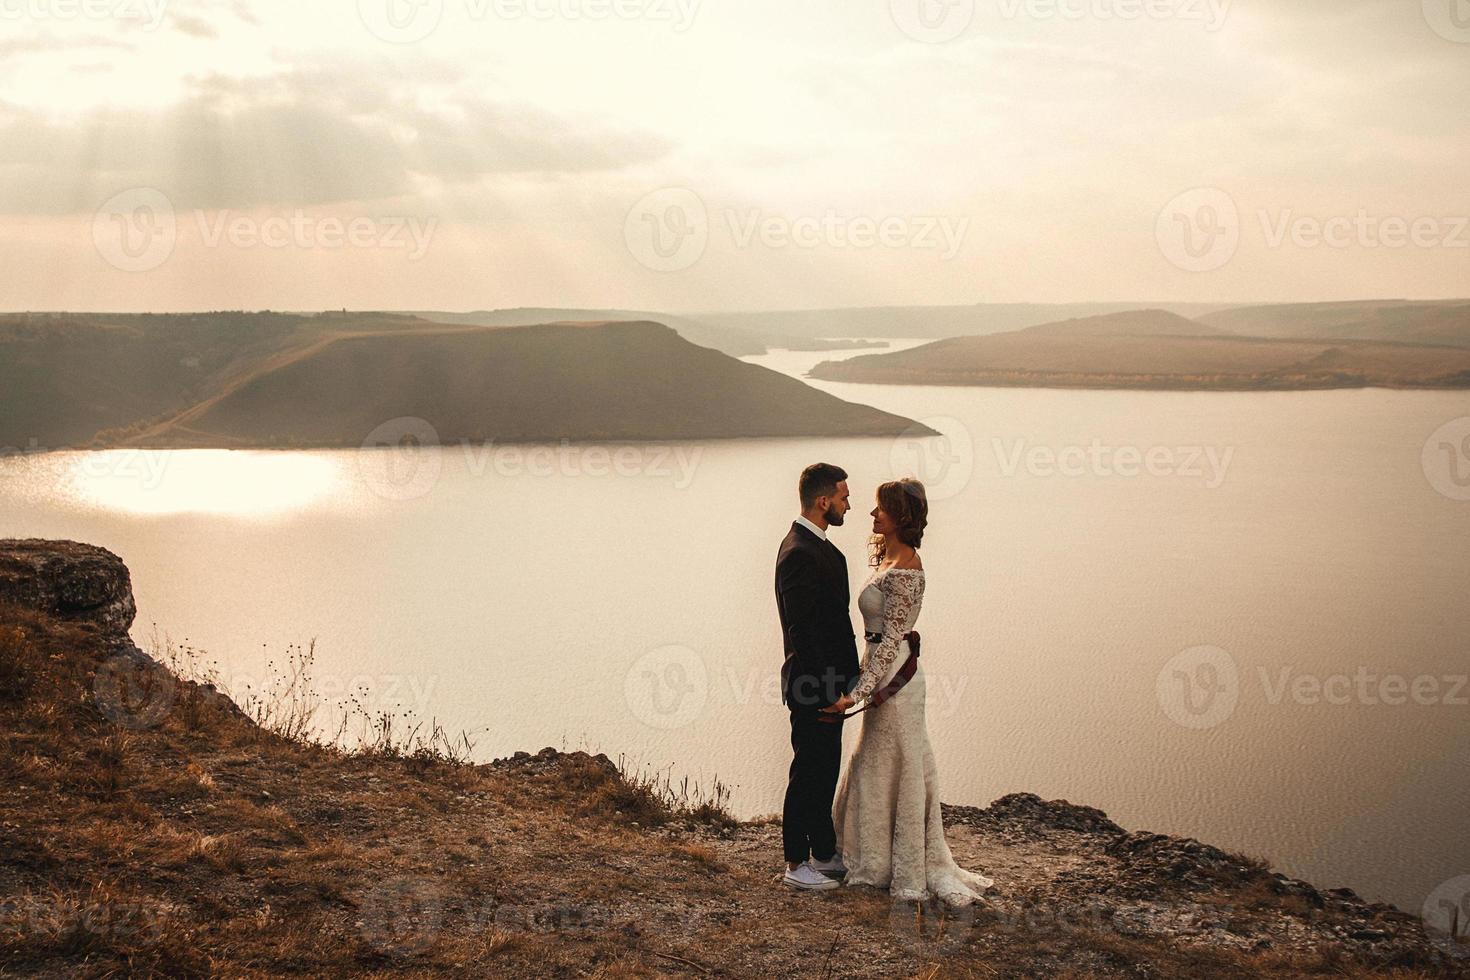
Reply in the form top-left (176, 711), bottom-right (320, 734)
top-left (808, 854), bottom-right (847, 880)
top-left (782, 861), bottom-right (840, 891)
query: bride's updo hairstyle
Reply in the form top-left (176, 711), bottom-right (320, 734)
top-left (870, 478), bottom-right (928, 567)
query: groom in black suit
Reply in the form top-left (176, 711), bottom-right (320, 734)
top-left (775, 462), bottom-right (860, 887)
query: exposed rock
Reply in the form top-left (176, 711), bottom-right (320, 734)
top-left (1, 537), bottom-right (1462, 977)
top-left (943, 792), bottom-right (1125, 838)
top-left (1105, 830), bottom-right (1272, 893)
top-left (486, 746), bottom-right (620, 780)
top-left (0, 538), bottom-right (136, 637)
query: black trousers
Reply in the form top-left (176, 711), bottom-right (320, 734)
top-left (783, 708), bottom-right (845, 865)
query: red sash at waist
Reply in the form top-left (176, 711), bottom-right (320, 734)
top-left (816, 631), bottom-right (919, 723)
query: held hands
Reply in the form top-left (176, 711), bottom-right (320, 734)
top-left (819, 693), bottom-right (857, 715)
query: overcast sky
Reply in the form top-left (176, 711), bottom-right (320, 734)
top-left (1, 0), bottom-right (1466, 312)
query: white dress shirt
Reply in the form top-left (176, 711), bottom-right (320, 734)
top-left (794, 514), bottom-right (828, 541)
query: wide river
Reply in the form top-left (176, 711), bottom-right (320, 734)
top-left (2, 341), bottom-right (1466, 915)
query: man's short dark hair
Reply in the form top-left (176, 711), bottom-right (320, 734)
top-left (799, 462), bottom-right (848, 508)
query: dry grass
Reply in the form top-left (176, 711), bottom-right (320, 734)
top-left (0, 598), bottom-right (1457, 978)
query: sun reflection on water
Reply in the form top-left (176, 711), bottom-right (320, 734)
top-left (60, 450), bottom-right (344, 517)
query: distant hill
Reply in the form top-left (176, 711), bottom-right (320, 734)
top-left (0, 311), bottom-right (428, 451)
top-left (402, 308), bottom-right (769, 356)
top-left (810, 311), bottom-right (1470, 390)
top-left (696, 302), bottom-right (1233, 342)
top-left (1006, 309), bottom-right (1227, 339)
top-left (1200, 300), bottom-right (1470, 348)
top-left (117, 320), bottom-right (933, 448)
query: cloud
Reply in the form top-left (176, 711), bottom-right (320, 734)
top-left (169, 12), bottom-right (219, 38)
top-left (0, 64), bottom-right (673, 215)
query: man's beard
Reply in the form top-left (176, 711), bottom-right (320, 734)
top-left (824, 505), bottom-right (844, 527)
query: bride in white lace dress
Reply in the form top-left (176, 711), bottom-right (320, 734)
top-left (826, 478), bottom-right (994, 907)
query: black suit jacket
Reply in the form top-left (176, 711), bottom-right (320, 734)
top-left (775, 521), bottom-right (859, 711)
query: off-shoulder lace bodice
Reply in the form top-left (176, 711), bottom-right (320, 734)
top-left (850, 567), bottom-right (924, 702)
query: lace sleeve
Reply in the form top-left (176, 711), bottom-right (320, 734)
top-left (850, 571), bottom-right (924, 702)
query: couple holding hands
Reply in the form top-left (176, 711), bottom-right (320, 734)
top-left (775, 463), bottom-right (993, 905)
